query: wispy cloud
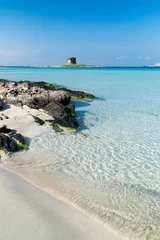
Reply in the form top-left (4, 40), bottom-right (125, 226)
top-left (116, 56), bottom-right (127, 60)
top-left (0, 49), bottom-right (25, 57)
top-left (0, 49), bottom-right (42, 58)
top-left (137, 56), bottom-right (151, 60)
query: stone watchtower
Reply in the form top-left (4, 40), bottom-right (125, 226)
top-left (67, 57), bottom-right (76, 65)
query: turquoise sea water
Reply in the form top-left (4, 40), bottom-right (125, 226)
top-left (0, 67), bottom-right (160, 239)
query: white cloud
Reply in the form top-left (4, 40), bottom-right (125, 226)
top-left (145, 56), bottom-right (151, 60)
top-left (116, 56), bottom-right (127, 60)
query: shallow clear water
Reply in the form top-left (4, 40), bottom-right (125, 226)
top-left (1, 67), bottom-right (160, 239)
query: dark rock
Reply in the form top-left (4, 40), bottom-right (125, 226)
top-left (44, 101), bottom-right (79, 129)
top-left (0, 79), bottom-right (95, 129)
top-left (59, 88), bottom-right (96, 99)
top-left (4, 115), bottom-right (9, 119)
top-left (66, 104), bottom-right (75, 114)
top-left (0, 135), bottom-right (3, 147)
top-left (49, 90), bottom-right (71, 105)
top-left (0, 125), bottom-right (11, 133)
top-left (9, 139), bottom-right (17, 151)
top-left (31, 115), bottom-right (45, 125)
top-left (12, 133), bottom-right (26, 144)
top-left (0, 133), bottom-right (17, 152)
top-left (0, 99), bottom-right (3, 110)
top-left (45, 119), bottom-right (54, 123)
top-left (1, 134), bottom-right (10, 149)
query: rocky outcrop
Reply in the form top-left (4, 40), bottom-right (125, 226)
top-left (0, 79), bottom-right (96, 129)
top-left (0, 80), bottom-right (71, 107)
top-left (0, 125), bottom-right (27, 156)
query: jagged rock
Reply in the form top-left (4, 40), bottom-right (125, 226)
top-left (44, 101), bottom-right (79, 128)
top-left (31, 115), bottom-right (45, 125)
top-left (49, 90), bottom-right (70, 105)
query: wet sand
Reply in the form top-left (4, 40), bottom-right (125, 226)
top-left (0, 168), bottom-right (120, 240)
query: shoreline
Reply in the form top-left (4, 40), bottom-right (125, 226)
top-left (0, 167), bottom-right (116, 240)
top-left (0, 165), bottom-right (122, 240)
top-left (0, 80), bottom-right (122, 239)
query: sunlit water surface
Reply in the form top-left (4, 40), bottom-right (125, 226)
top-left (1, 67), bottom-right (160, 239)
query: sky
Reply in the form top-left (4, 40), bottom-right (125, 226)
top-left (0, 0), bottom-right (160, 66)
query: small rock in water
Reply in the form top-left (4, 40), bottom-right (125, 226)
top-left (4, 115), bottom-right (9, 119)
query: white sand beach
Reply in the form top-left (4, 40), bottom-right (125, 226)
top-left (0, 167), bottom-right (120, 240)
top-left (0, 103), bottom-right (51, 138)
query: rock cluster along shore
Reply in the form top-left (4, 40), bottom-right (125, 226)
top-left (0, 79), bottom-right (95, 155)
top-left (0, 125), bottom-right (27, 156)
top-left (0, 79), bottom-right (95, 129)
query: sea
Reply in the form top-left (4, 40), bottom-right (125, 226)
top-left (0, 67), bottom-right (160, 240)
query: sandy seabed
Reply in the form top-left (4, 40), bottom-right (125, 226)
top-left (0, 104), bottom-right (122, 240)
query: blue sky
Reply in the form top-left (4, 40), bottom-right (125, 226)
top-left (0, 0), bottom-right (160, 66)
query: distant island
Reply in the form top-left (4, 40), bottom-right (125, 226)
top-left (30, 64), bottom-right (102, 68)
top-left (144, 63), bottom-right (160, 67)
top-left (30, 57), bottom-right (103, 68)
